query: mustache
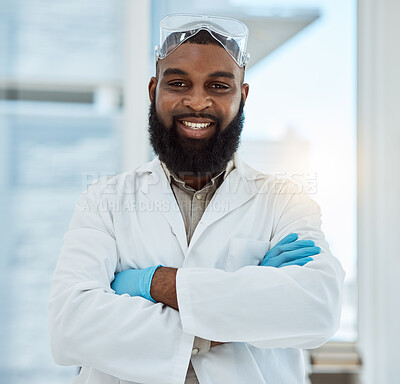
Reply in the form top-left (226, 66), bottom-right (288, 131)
top-left (173, 113), bottom-right (219, 123)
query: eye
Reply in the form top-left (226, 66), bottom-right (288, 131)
top-left (168, 81), bottom-right (188, 88)
top-left (209, 83), bottom-right (230, 91)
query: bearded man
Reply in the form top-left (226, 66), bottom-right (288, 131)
top-left (48, 14), bottom-right (344, 384)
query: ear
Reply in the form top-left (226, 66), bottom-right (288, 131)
top-left (148, 77), bottom-right (158, 102)
top-left (241, 83), bottom-right (249, 104)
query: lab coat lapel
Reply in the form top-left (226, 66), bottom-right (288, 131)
top-left (136, 157), bottom-right (188, 254)
top-left (188, 154), bottom-right (263, 251)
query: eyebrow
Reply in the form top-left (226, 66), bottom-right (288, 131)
top-left (208, 71), bottom-right (235, 80)
top-left (162, 68), bottom-right (189, 77)
top-left (162, 68), bottom-right (235, 80)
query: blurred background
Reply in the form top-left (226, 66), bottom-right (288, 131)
top-left (0, 0), bottom-right (398, 383)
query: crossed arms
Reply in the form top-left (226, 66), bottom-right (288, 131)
top-left (48, 180), bottom-right (344, 383)
top-left (114, 233), bottom-right (320, 310)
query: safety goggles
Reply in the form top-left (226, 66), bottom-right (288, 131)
top-left (155, 14), bottom-right (250, 67)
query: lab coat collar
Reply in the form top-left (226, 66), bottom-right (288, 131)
top-left (232, 152), bottom-right (265, 180)
top-left (135, 155), bottom-right (162, 175)
top-left (187, 154), bottom-right (263, 251)
top-left (135, 153), bottom-right (264, 254)
top-left (135, 153), bottom-right (264, 181)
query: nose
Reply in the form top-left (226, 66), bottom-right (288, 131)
top-left (182, 86), bottom-right (212, 111)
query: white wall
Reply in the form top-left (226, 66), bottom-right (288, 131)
top-left (358, 0), bottom-right (400, 382)
top-left (123, 0), bottom-right (152, 171)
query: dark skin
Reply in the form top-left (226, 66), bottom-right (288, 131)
top-left (149, 43), bottom-right (249, 347)
top-left (148, 43), bottom-right (249, 190)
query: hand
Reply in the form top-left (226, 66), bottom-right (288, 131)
top-left (111, 265), bottom-right (162, 302)
top-left (261, 233), bottom-right (320, 268)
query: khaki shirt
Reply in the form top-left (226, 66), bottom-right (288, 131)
top-left (160, 159), bottom-right (235, 384)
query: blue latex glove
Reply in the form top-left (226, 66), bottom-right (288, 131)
top-left (111, 265), bottom-right (162, 302)
top-left (261, 233), bottom-right (320, 268)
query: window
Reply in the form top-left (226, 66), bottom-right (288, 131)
top-left (0, 1), bottom-right (123, 382)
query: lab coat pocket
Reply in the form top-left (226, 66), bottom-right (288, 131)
top-left (226, 238), bottom-right (270, 272)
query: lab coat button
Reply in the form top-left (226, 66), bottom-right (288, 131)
top-left (195, 194), bottom-right (202, 200)
top-left (191, 348), bottom-right (199, 355)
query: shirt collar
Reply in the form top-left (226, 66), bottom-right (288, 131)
top-left (161, 158), bottom-right (235, 188)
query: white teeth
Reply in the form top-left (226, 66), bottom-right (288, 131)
top-left (182, 121), bottom-right (212, 129)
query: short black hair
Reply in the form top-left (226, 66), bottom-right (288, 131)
top-left (155, 30), bottom-right (245, 83)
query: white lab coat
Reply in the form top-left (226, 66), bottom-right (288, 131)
top-left (48, 153), bottom-right (344, 384)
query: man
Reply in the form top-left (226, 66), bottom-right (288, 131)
top-left (48, 14), bottom-right (344, 384)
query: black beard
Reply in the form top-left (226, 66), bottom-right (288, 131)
top-left (148, 96), bottom-right (245, 176)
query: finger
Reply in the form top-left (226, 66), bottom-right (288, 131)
top-left (266, 233), bottom-right (299, 259)
top-left (277, 246), bottom-right (321, 264)
top-left (278, 240), bottom-right (316, 253)
top-left (274, 233), bottom-right (298, 247)
top-left (280, 256), bottom-right (313, 268)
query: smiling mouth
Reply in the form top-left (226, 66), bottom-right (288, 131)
top-left (181, 121), bottom-right (212, 130)
top-left (175, 118), bottom-right (216, 139)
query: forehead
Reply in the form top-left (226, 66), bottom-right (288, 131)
top-left (158, 43), bottom-right (242, 80)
